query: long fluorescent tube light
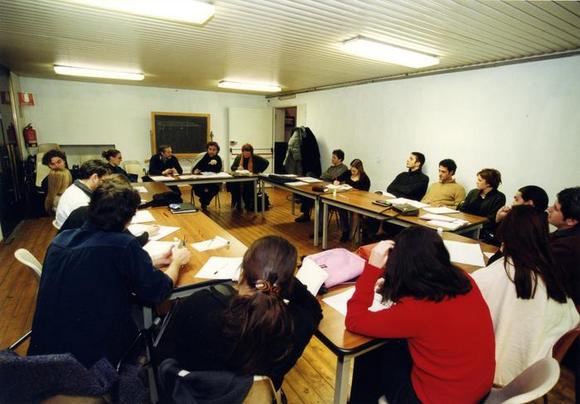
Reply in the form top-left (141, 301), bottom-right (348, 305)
top-left (218, 81), bottom-right (281, 93)
top-left (65, 0), bottom-right (215, 25)
top-left (343, 36), bottom-right (439, 68)
top-left (54, 65), bottom-right (145, 81)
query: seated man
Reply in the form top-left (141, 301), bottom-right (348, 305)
top-left (191, 141), bottom-right (223, 210)
top-left (28, 177), bottom-right (191, 368)
top-left (149, 144), bottom-right (183, 177)
top-left (40, 149), bottom-right (68, 193)
top-left (386, 152), bottom-right (429, 201)
top-left (296, 149), bottom-right (348, 222)
top-left (54, 159), bottom-right (109, 229)
top-left (421, 159), bottom-right (466, 208)
top-left (547, 186), bottom-right (580, 305)
top-left (495, 185), bottom-right (549, 223)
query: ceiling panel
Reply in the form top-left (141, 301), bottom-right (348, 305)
top-left (1, 0), bottom-right (579, 95)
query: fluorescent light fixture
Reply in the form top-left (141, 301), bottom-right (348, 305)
top-left (218, 80), bottom-right (281, 93)
top-left (54, 65), bottom-right (145, 81)
top-left (342, 36), bottom-right (439, 68)
top-left (65, 0), bottom-right (215, 25)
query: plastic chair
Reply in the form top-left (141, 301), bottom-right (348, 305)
top-left (483, 357), bottom-right (560, 404)
top-left (14, 248), bottom-right (42, 280)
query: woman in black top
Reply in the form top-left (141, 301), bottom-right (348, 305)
top-left (102, 149), bottom-right (132, 181)
top-left (459, 168), bottom-right (506, 243)
top-left (160, 236), bottom-right (322, 390)
top-left (337, 159), bottom-right (371, 242)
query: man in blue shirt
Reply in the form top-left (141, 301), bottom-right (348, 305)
top-left (28, 177), bottom-right (190, 368)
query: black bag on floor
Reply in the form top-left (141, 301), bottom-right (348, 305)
top-left (255, 192), bottom-right (270, 212)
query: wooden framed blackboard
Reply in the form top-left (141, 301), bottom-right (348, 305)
top-left (151, 112), bottom-right (210, 157)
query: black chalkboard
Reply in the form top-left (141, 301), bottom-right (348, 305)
top-left (151, 112), bottom-right (210, 157)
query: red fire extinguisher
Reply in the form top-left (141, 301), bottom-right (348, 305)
top-left (23, 123), bottom-right (38, 147)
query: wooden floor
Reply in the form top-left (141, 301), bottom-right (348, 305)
top-left (0, 187), bottom-right (575, 403)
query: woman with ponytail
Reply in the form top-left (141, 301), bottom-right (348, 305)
top-left (164, 236), bottom-right (322, 389)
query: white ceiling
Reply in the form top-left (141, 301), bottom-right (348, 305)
top-left (1, 0), bottom-right (580, 95)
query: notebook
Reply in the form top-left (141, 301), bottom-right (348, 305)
top-left (168, 202), bottom-right (198, 214)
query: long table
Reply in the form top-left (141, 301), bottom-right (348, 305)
top-left (320, 190), bottom-right (488, 249)
top-left (318, 232), bottom-right (498, 404)
top-left (135, 186), bottom-right (495, 404)
top-left (149, 173), bottom-right (261, 213)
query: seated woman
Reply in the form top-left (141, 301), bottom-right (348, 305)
top-left (44, 168), bottom-right (72, 215)
top-left (336, 159), bottom-right (371, 242)
top-left (346, 227), bottom-right (495, 404)
top-left (471, 205), bottom-right (579, 386)
top-left (459, 168), bottom-right (506, 243)
top-left (102, 149), bottom-right (132, 182)
top-left (191, 141), bottom-right (223, 210)
top-left (161, 236), bottom-right (322, 391)
top-left (229, 143), bottom-right (269, 211)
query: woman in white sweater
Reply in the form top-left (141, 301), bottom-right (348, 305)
top-left (471, 205), bottom-right (578, 386)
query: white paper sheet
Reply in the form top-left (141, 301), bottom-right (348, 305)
top-left (286, 181), bottom-right (308, 186)
top-left (423, 206), bottom-right (459, 214)
top-left (428, 220), bottom-right (468, 231)
top-left (420, 213), bottom-right (457, 222)
top-left (377, 191), bottom-right (396, 198)
top-left (191, 236), bottom-right (230, 252)
top-left (129, 224), bottom-right (179, 241)
top-left (296, 258), bottom-right (329, 296)
top-left (143, 240), bottom-right (176, 261)
top-left (484, 252), bottom-right (495, 259)
top-left (131, 210), bottom-right (156, 224)
top-left (322, 287), bottom-right (389, 316)
top-left (204, 172), bottom-right (232, 178)
top-left (149, 175), bottom-right (177, 182)
top-left (133, 186), bottom-right (148, 193)
top-left (297, 177), bottom-right (323, 183)
top-left (443, 240), bottom-right (486, 267)
top-left (195, 257), bottom-right (243, 280)
top-left (389, 198), bottom-right (429, 208)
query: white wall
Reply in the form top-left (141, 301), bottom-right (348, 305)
top-left (19, 78), bottom-right (267, 166)
top-left (269, 55), bottom-right (580, 203)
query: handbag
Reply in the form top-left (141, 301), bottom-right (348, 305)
top-left (306, 248), bottom-right (365, 288)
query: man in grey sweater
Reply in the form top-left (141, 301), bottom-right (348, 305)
top-left (296, 149), bottom-right (348, 222)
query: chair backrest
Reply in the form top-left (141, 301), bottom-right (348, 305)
top-left (124, 163), bottom-right (145, 182)
top-left (484, 357), bottom-right (560, 404)
top-left (552, 324), bottom-right (580, 362)
top-left (35, 153), bottom-right (51, 188)
top-left (14, 248), bottom-right (42, 280)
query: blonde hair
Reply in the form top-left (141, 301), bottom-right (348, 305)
top-left (45, 169), bottom-right (72, 214)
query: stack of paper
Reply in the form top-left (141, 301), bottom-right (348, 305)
top-left (297, 177), bottom-right (323, 183)
top-left (191, 236), bottom-right (230, 252)
top-left (131, 210), bottom-right (156, 224)
top-left (287, 181), bottom-right (308, 187)
top-left (149, 175), bottom-right (177, 182)
top-left (133, 186), bottom-right (148, 193)
top-left (377, 191), bottom-right (396, 198)
top-left (420, 213), bottom-right (469, 230)
top-left (443, 240), bottom-right (485, 267)
top-left (423, 206), bottom-right (459, 214)
top-left (195, 257), bottom-right (243, 280)
top-left (389, 198), bottom-right (429, 208)
top-left (326, 184), bottom-right (353, 192)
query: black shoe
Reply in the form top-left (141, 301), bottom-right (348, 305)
top-left (201, 204), bottom-right (208, 211)
top-left (295, 214), bottom-right (310, 223)
top-left (340, 232), bottom-right (350, 242)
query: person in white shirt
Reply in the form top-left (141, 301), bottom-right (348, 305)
top-left (471, 205), bottom-right (579, 386)
top-left (54, 160), bottom-right (109, 229)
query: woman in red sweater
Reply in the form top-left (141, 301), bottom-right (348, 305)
top-left (346, 226), bottom-right (495, 404)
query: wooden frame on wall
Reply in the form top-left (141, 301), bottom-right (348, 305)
top-left (150, 112), bottom-right (211, 158)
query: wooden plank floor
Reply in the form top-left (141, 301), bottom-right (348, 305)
top-left (0, 187), bottom-right (575, 403)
